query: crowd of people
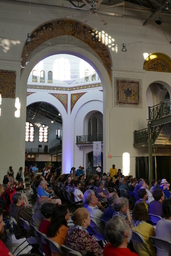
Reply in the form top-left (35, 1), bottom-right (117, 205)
top-left (0, 163), bottom-right (171, 255)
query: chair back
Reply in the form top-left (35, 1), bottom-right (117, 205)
top-left (119, 189), bottom-right (128, 198)
top-left (30, 224), bottom-right (44, 254)
top-left (20, 217), bottom-right (30, 231)
top-left (61, 245), bottom-right (82, 256)
top-left (149, 236), bottom-right (171, 256)
top-left (148, 213), bottom-right (162, 225)
top-left (44, 236), bottom-right (62, 254)
top-left (131, 231), bottom-right (153, 256)
top-left (87, 219), bottom-right (106, 241)
top-left (36, 229), bottom-right (48, 244)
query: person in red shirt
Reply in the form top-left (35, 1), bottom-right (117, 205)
top-left (104, 215), bottom-right (138, 256)
top-left (0, 208), bottom-right (13, 256)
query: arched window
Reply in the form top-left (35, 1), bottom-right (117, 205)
top-left (85, 69), bottom-right (89, 82)
top-left (25, 122), bottom-right (34, 142)
top-left (39, 125), bottom-right (48, 142)
top-left (48, 71), bottom-right (53, 83)
top-left (32, 70), bottom-right (37, 82)
top-left (122, 152), bottom-right (130, 176)
top-left (40, 70), bottom-right (45, 83)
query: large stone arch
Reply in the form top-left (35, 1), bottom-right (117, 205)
top-left (21, 19), bottom-right (112, 81)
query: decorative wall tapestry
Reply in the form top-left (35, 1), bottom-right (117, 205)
top-left (71, 93), bottom-right (86, 112)
top-left (0, 70), bottom-right (16, 98)
top-left (51, 93), bottom-right (68, 113)
top-left (116, 79), bottom-right (139, 105)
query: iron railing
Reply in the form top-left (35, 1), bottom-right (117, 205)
top-left (76, 134), bottom-right (103, 144)
top-left (134, 128), bottom-right (148, 145)
top-left (134, 125), bottom-right (163, 145)
top-left (25, 148), bottom-right (47, 153)
top-left (149, 100), bottom-right (171, 121)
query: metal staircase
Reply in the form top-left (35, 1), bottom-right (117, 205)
top-left (134, 100), bottom-right (171, 148)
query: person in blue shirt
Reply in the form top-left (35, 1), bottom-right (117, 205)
top-left (76, 166), bottom-right (84, 177)
top-left (159, 179), bottom-right (171, 198)
top-left (102, 192), bottom-right (118, 223)
top-left (37, 180), bottom-right (53, 197)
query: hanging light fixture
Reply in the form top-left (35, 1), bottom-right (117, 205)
top-left (121, 43), bottom-right (127, 52)
top-left (121, 2), bottom-right (127, 52)
top-left (26, 0), bottom-right (31, 43)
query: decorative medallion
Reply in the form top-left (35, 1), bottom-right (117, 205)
top-left (71, 92), bottom-right (86, 112)
top-left (21, 19), bottom-right (111, 80)
top-left (143, 52), bottom-right (171, 72)
top-left (0, 70), bottom-right (16, 98)
top-left (51, 93), bottom-right (68, 112)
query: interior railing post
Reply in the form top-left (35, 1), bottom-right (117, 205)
top-left (148, 121), bottom-right (153, 184)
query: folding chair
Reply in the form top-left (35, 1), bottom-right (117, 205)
top-left (30, 224), bottom-right (44, 255)
top-left (61, 244), bottom-right (82, 256)
top-left (149, 236), bottom-right (171, 256)
top-left (131, 230), bottom-right (153, 256)
top-left (43, 236), bottom-right (62, 255)
top-left (148, 213), bottom-right (162, 225)
top-left (11, 217), bottom-right (32, 256)
top-left (87, 219), bottom-right (107, 241)
top-left (36, 230), bottom-right (51, 256)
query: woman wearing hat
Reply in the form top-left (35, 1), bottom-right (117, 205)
top-left (160, 179), bottom-right (171, 198)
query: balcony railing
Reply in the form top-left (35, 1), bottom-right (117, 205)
top-left (49, 144), bottom-right (62, 155)
top-left (134, 128), bottom-right (148, 145)
top-left (149, 100), bottom-right (171, 121)
top-left (25, 147), bottom-right (48, 153)
top-left (76, 134), bottom-right (103, 144)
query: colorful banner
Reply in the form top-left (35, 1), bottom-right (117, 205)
top-left (93, 141), bottom-right (101, 167)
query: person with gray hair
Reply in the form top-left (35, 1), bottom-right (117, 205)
top-left (104, 215), bottom-right (137, 256)
top-left (102, 192), bottom-right (118, 222)
top-left (83, 189), bottom-right (105, 230)
top-left (10, 192), bottom-right (32, 239)
top-left (112, 197), bottom-right (132, 225)
top-left (37, 179), bottom-right (54, 198)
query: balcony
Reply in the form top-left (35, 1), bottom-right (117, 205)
top-left (76, 134), bottom-right (103, 146)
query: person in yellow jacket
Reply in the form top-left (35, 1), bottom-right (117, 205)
top-left (109, 164), bottom-right (117, 177)
top-left (132, 202), bottom-right (156, 256)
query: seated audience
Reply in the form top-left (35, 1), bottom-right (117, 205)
top-left (101, 173), bottom-right (107, 186)
top-left (156, 198), bottom-right (171, 242)
top-left (102, 192), bottom-right (118, 222)
top-left (0, 208), bottom-right (13, 256)
top-left (119, 177), bottom-right (128, 191)
top-left (66, 208), bottom-right (103, 256)
top-left (149, 189), bottom-right (164, 217)
top-left (7, 166), bottom-right (14, 177)
top-left (159, 179), bottom-right (171, 198)
top-left (95, 181), bottom-right (109, 202)
top-left (39, 202), bottom-right (55, 256)
top-left (10, 192), bottom-right (32, 239)
top-left (150, 179), bottom-right (157, 193)
top-left (139, 180), bottom-right (154, 204)
top-left (132, 202), bottom-right (156, 256)
top-left (112, 198), bottom-right (132, 226)
top-left (37, 180), bottom-right (53, 198)
top-left (129, 178), bottom-right (137, 192)
top-left (136, 188), bottom-right (148, 211)
top-left (47, 205), bottom-right (69, 251)
top-left (73, 180), bottom-right (83, 202)
top-left (83, 189), bottom-right (105, 231)
top-left (134, 178), bottom-right (144, 193)
top-left (104, 215), bottom-right (137, 256)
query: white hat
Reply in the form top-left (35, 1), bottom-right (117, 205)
top-left (160, 179), bottom-right (169, 185)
